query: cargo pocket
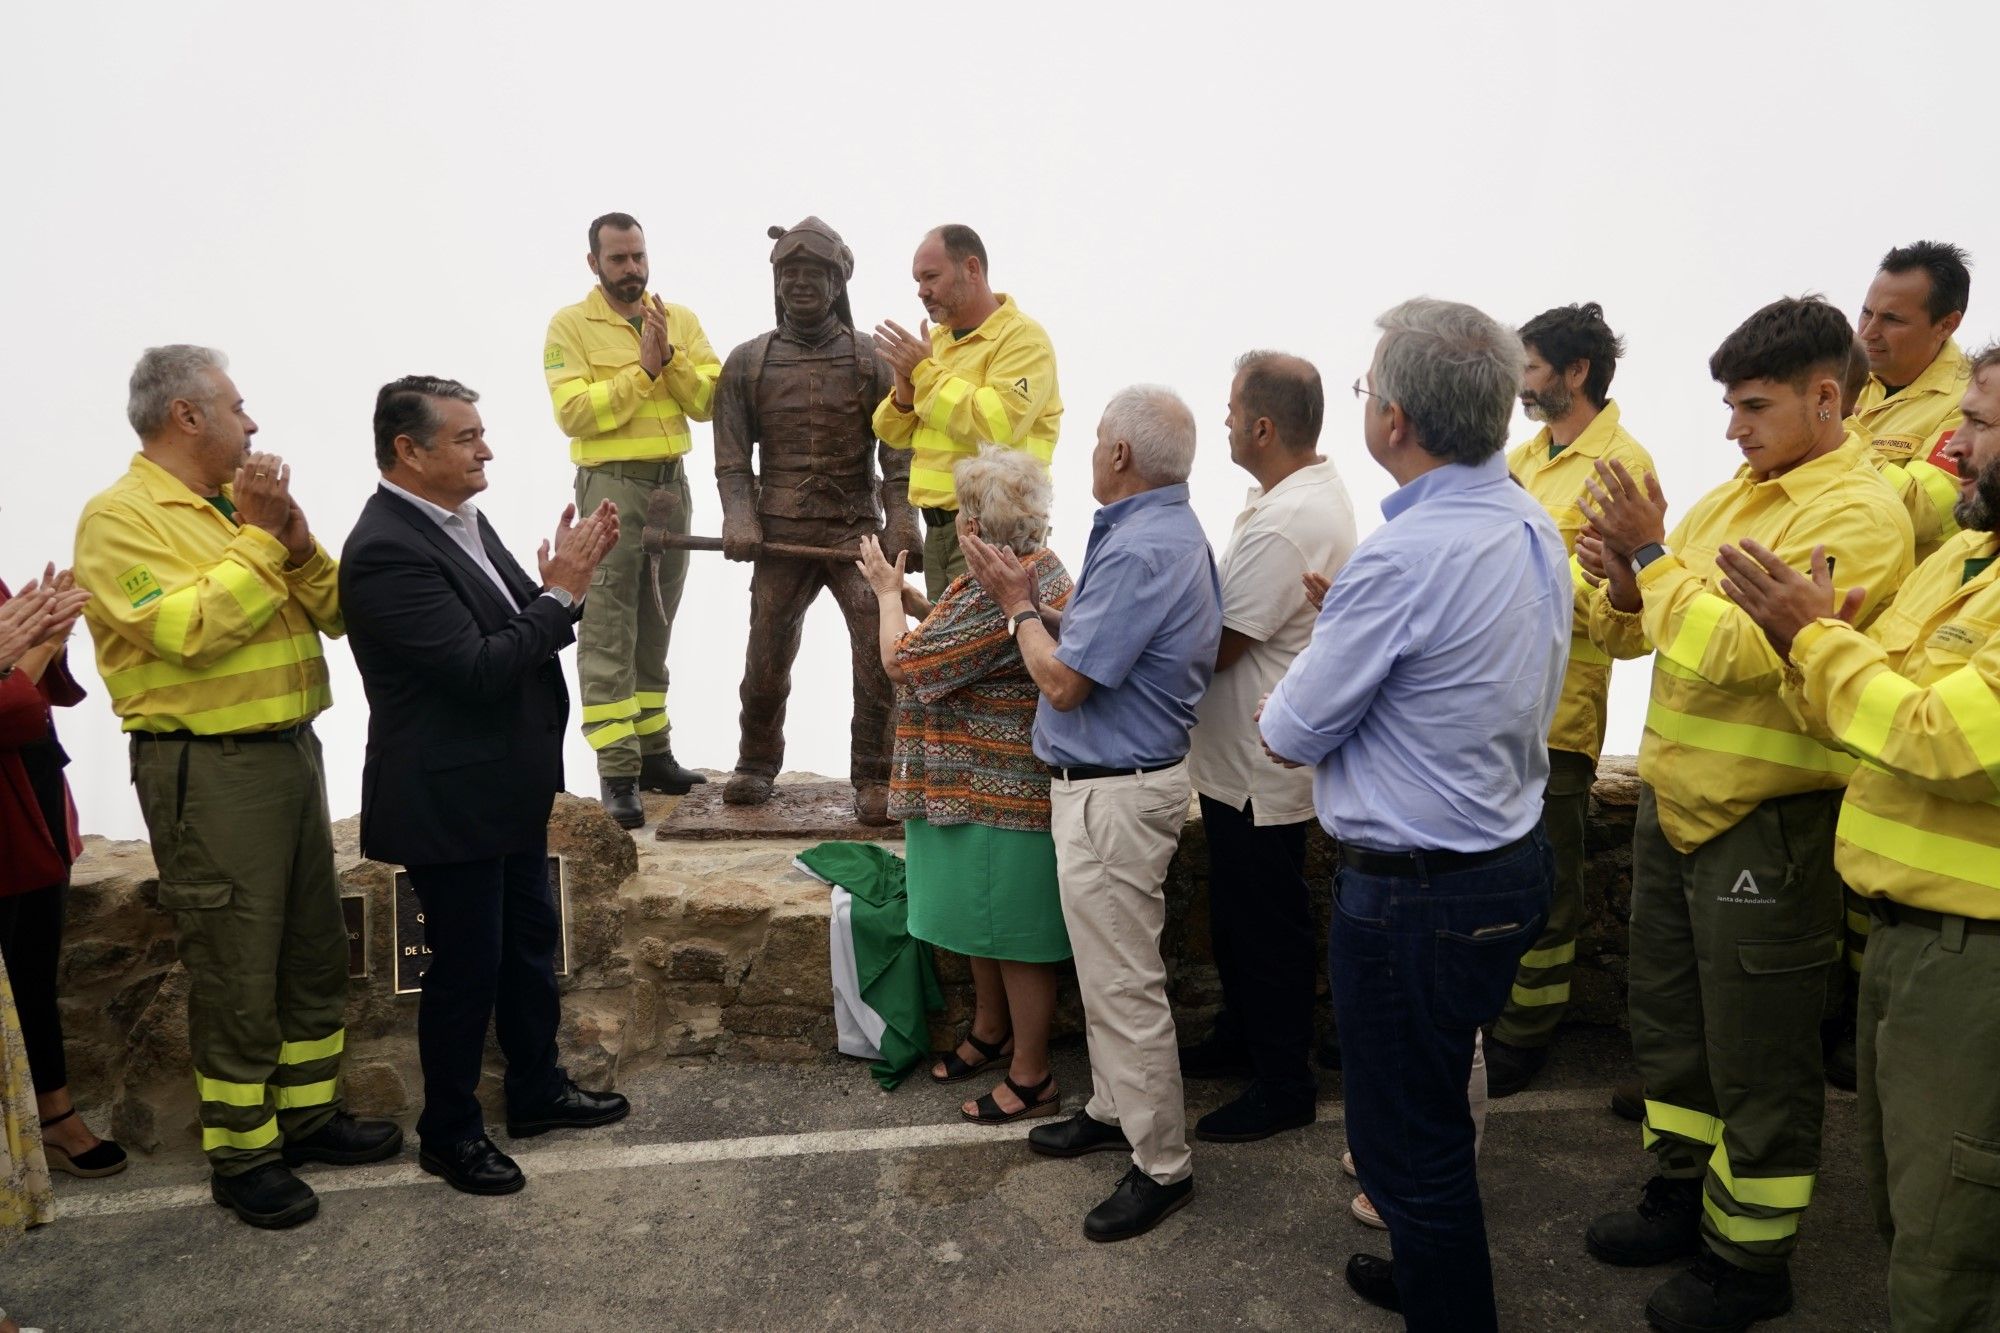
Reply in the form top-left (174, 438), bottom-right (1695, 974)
top-left (1738, 932), bottom-right (1841, 976)
top-left (157, 878), bottom-right (233, 912)
top-left (1928, 1132), bottom-right (2000, 1271)
top-left (1433, 915), bottom-right (1542, 1028)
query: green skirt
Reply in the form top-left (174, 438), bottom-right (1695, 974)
top-left (904, 818), bottom-right (1071, 964)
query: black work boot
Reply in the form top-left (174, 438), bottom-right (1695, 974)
top-left (638, 750), bottom-right (706, 795)
top-left (1483, 1035), bottom-right (1550, 1098)
top-left (599, 776), bottom-right (644, 829)
top-left (1587, 1175), bottom-right (1703, 1266)
top-left (281, 1111), bottom-right (404, 1167)
top-left (1610, 1080), bottom-right (1646, 1122)
top-left (1645, 1250), bottom-right (1792, 1333)
top-left (211, 1162), bottom-right (319, 1229)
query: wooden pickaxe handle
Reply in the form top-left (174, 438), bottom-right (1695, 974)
top-left (643, 532), bottom-right (861, 562)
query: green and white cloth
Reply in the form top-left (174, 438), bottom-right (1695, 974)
top-left (793, 842), bottom-right (941, 1090)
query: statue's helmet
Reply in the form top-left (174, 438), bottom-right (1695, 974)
top-left (767, 216), bottom-right (855, 327)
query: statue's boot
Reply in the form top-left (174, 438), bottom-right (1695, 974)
top-left (854, 781), bottom-right (891, 826)
top-left (723, 771), bottom-right (774, 806)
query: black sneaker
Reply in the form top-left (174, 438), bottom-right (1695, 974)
top-left (599, 776), bottom-right (644, 829)
top-left (1344, 1253), bottom-right (1401, 1313)
top-left (1082, 1165), bottom-right (1193, 1241)
top-left (1587, 1175), bottom-right (1704, 1266)
top-left (1645, 1250), bottom-right (1792, 1333)
top-left (282, 1111), bottom-right (403, 1167)
top-left (1483, 1035), bottom-right (1550, 1098)
top-left (639, 750), bottom-right (707, 795)
top-left (1195, 1085), bottom-right (1315, 1143)
top-left (211, 1162), bottom-right (318, 1229)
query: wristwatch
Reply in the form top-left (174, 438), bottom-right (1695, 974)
top-left (1630, 542), bottom-right (1670, 574)
top-left (1007, 609), bottom-right (1039, 638)
top-left (542, 586), bottom-right (578, 612)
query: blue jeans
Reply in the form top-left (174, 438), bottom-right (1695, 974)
top-left (1331, 828), bottom-right (1553, 1333)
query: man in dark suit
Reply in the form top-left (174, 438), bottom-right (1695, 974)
top-left (340, 374), bottom-right (629, 1196)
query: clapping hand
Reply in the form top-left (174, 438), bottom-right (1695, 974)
top-left (854, 534), bottom-right (910, 599)
top-left (0, 565), bottom-right (91, 671)
top-left (640, 295), bottom-right (672, 377)
top-left (1253, 692), bottom-right (1304, 768)
top-left (1716, 541), bottom-right (1863, 660)
top-left (871, 319), bottom-right (930, 396)
top-left (539, 500), bottom-right (619, 600)
top-left (1301, 570), bottom-right (1331, 612)
top-left (961, 530), bottom-right (1033, 615)
top-left (1577, 527), bottom-right (1642, 612)
top-left (1577, 459), bottom-right (1667, 558)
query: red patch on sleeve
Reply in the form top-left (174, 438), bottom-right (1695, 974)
top-left (1927, 429), bottom-right (1959, 474)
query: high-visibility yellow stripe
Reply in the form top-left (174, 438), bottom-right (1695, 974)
top-left (586, 721), bottom-right (636, 750)
top-left (634, 692), bottom-right (667, 709)
top-left (971, 385), bottom-right (1011, 444)
top-left (1570, 637), bottom-right (1612, 667)
top-left (106, 632), bottom-right (325, 697)
top-left (1842, 671), bottom-right (1921, 762)
top-left (587, 380), bottom-right (618, 434)
top-left (195, 1074), bottom-right (267, 1107)
top-left (1848, 949), bottom-right (1866, 974)
top-left (551, 378), bottom-right (591, 407)
top-left (1570, 555), bottom-right (1595, 594)
top-left (1645, 1099), bottom-right (1723, 1146)
top-left (571, 432), bottom-right (692, 463)
top-left (279, 1029), bottom-right (345, 1065)
top-left (1510, 981), bottom-right (1570, 1007)
top-left (1019, 437), bottom-right (1056, 465)
top-left (633, 712), bottom-right (668, 737)
top-left (1661, 593), bottom-right (1730, 676)
top-left (273, 1078), bottom-right (340, 1110)
top-left (927, 377), bottom-right (971, 433)
top-left (1519, 941), bottom-right (1577, 969)
top-left (1839, 803), bottom-right (2000, 891)
top-left (1936, 666), bottom-right (2000, 781)
top-left (583, 697), bottom-right (640, 722)
top-left (150, 586), bottom-right (200, 662)
top-left (1645, 702), bottom-right (1857, 776)
top-left (1702, 1192), bottom-right (1800, 1243)
top-left (1846, 908), bottom-right (1872, 936)
top-left (124, 683), bottom-right (331, 736)
top-left (1907, 458), bottom-right (1964, 532)
top-left (203, 1116), bottom-right (281, 1152)
top-left (1709, 1143), bottom-right (1815, 1209)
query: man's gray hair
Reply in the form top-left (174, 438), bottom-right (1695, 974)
top-left (1101, 384), bottom-right (1197, 485)
top-left (953, 444), bottom-right (1052, 555)
top-left (1370, 299), bottom-right (1525, 466)
top-left (127, 344), bottom-right (229, 437)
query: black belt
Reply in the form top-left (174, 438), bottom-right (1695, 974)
top-left (132, 725), bottom-right (313, 744)
top-left (922, 506), bottom-right (957, 527)
top-left (1046, 760), bottom-right (1180, 783)
top-left (1339, 830), bottom-right (1538, 878)
top-left (1868, 899), bottom-right (2000, 937)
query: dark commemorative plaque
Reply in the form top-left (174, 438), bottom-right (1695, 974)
top-left (391, 856), bottom-right (570, 996)
top-left (341, 892), bottom-right (369, 979)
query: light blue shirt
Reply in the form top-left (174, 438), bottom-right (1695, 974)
top-left (1034, 484), bottom-right (1222, 769)
top-left (1258, 452), bottom-right (1568, 852)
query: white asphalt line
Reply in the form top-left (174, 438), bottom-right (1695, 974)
top-left (55, 1085), bottom-right (1620, 1220)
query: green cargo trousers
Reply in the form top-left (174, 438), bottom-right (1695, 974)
top-left (1628, 785), bottom-right (1843, 1272)
top-left (1859, 903), bottom-right (2000, 1329)
top-left (131, 729), bottom-right (348, 1175)
top-left (920, 507), bottom-right (967, 604)
top-left (575, 459), bottom-right (691, 777)
top-left (1493, 747), bottom-right (1594, 1047)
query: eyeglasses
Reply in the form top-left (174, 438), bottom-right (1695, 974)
top-left (1351, 377), bottom-right (1384, 403)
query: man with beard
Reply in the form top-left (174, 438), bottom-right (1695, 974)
top-left (544, 212), bottom-right (721, 828)
top-left (713, 217), bottom-right (920, 824)
top-left (872, 225), bottom-right (1062, 601)
top-left (1850, 240), bottom-right (1973, 565)
top-left (1488, 303), bottom-right (1656, 1097)
top-left (74, 346), bottom-right (400, 1228)
top-left (1578, 298), bottom-right (1914, 1332)
top-left (1717, 341), bottom-right (2000, 1331)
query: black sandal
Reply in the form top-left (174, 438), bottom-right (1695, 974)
top-left (39, 1108), bottom-right (129, 1179)
top-left (962, 1072), bottom-right (1060, 1125)
top-left (930, 1030), bottom-right (1013, 1084)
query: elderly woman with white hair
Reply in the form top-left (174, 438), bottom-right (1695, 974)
top-left (856, 445), bottom-right (1074, 1125)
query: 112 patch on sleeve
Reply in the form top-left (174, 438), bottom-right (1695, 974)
top-left (118, 564), bottom-right (162, 608)
top-left (545, 344), bottom-right (566, 371)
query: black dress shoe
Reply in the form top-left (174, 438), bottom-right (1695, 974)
top-left (1083, 1166), bottom-right (1193, 1241)
top-left (1484, 1035), bottom-right (1551, 1098)
top-left (1588, 1175), bottom-right (1703, 1266)
top-left (1345, 1253), bottom-right (1401, 1312)
top-left (419, 1135), bottom-right (525, 1196)
top-left (1027, 1111), bottom-right (1131, 1159)
top-left (282, 1111), bottom-right (404, 1167)
top-left (639, 750), bottom-right (707, 795)
top-left (1177, 1035), bottom-right (1254, 1080)
top-left (506, 1080), bottom-right (631, 1138)
top-left (1646, 1250), bottom-right (1792, 1333)
top-left (211, 1162), bottom-right (319, 1229)
top-left (1195, 1085), bottom-right (1316, 1143)
top-left (600, 777), bottom-right (645, 829)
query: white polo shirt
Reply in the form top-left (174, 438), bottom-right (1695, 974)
top-left (1188, 459), bottom-right (1356, 825)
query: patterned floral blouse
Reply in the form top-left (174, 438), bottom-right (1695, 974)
top-left (888, 548), bottom-right (1073, 831)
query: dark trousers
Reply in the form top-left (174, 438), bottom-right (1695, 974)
top-left (0, 880), bottom-right (67, 1093)
top-left (1199, 796), bottom-right (1314, 1105)
top-left (406, 849), bottom-right (564, 1146)
top-left (1331, 828), bottom-right (1553, 1333)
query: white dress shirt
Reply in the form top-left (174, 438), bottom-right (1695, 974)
top-left (377, 479), bottom-right (522, 612)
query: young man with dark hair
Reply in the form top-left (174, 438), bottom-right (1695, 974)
top-left (1851, 240), bottom-right (1973, 563)
top-left (1577, 297), bottom-right (1915, 1333)
top-left (1487, 303), bottom-right (1656, 1097)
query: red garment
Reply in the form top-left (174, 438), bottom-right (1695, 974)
top-left (0, 579), bottom-right (85, 895)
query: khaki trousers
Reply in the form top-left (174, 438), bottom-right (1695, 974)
top-left (1050, 762), bottom-right (1192, 1185)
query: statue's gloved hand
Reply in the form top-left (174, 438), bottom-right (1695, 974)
top-left (881, 517), bottom-right (923, 573)
top-left (721, 512), bottom-right (763, 562)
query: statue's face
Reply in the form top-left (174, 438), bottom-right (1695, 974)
top-left (778, 260), bottom-right (838, 325)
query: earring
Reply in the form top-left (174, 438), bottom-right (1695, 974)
top-left (1818, 409), bottom-right (1831, 421)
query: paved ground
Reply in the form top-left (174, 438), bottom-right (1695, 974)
top-left (6, 1028), bottom-right (1887, 1332)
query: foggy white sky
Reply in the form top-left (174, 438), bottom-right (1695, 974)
top-left (5, 0), bottom-right (1994, 841)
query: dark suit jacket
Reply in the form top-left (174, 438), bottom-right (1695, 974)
top-left (339, 487), bottom-right (575, 866)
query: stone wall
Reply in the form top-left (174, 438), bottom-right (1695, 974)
top-left (60, 761), bottom-right (1640, 1155)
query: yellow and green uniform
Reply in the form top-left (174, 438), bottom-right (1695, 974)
top-left (1848, 338), bottom-right (1970, 565)
top-left (544, 286), bottom-right (721, 770)
top-left (871, 294), bottom-right (1061, 599)
top-left (1495, 402), bottom-right (1656, 1045)
top-left (1588, 434), bottom-right (1914, 1270)
top-left (1783, 530), bottom-right (2000, 1325)
top-left (74, 454), bottom-right (350, 1173)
